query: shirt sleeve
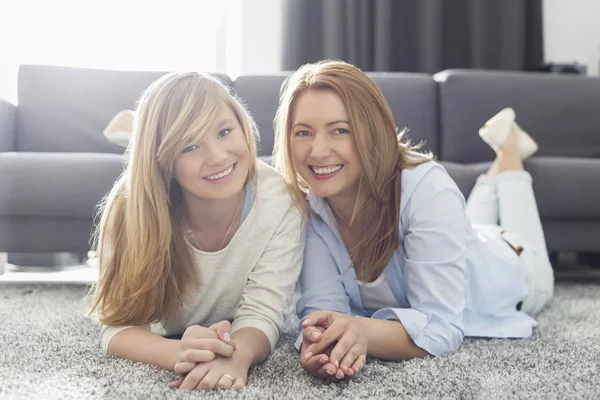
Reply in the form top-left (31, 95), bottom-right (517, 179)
top-left (294, 218), bottom-right (353, 350)
top-left (371, 166), bottom-right (468, 356)
top-left (231, 205), bottom-right (306, 351)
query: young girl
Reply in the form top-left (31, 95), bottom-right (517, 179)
top-left (273, 60), bottom-right (554, 381)
top-left (89, 72), bottom-right (305, 390)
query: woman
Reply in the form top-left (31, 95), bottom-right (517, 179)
top-left (273, 60), bottom-right (554, 381)
top-left (89, 72), bottom-right (305, 390)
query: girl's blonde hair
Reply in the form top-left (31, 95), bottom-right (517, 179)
top-left (90, 72), bottom-right (258, 326)
top-left (273, 60), bottom-right (433, 283)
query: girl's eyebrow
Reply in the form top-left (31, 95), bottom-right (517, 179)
top-left (215, 118), bottom-right (236, 130)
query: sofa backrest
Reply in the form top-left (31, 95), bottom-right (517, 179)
top-left (16, 65), bottom-right (232, 153)
top-left (435, 69), bottom-right (600, 163)
top-left (234, 72), bottom-right (440, 157)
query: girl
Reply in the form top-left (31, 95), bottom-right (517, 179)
top-left (273, 60), bottom-right (554, 381)
top-left (89, 72), bottom-right (305, 390)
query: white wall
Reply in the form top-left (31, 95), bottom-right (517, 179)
top-left (543, 0), bottom-right (600, 76)
top-left (239, 0), bottom-right (282, 76)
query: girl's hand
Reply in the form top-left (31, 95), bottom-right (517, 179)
top-left (302, 311), bottom-right (367, 376)
top-left (169, 349), bottom-right (250, 390)
top-left (174, 321), bottom-right (235, 375)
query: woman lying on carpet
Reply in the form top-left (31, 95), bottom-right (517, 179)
top-left (273, 60), bottom-right (554, 381)
top-left (89, 72), bottom-right (305, 390)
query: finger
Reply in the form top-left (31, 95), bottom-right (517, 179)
top-left (332, 343), bottom-right (364, 375)
top-left (168, 376), bottom-right (184, 389)
top-left (182, 338), bottom-right (234, 358)
top-left (340, 344), bottom-right (362, 376)
top-left (305, 323), bottom-right (345, 357)
top-left (302, 311), bottom-right (331, 328)
top-left (329, 332), bottom-right (358, 369)
top-left (179, 365), bottom-right (209, 390)
top-left (209, 320), bottom-right (232, 344)
top-left (215, 374), bottom-right (235, 390)
top-left (174, 361), bottom-right (197, 375)
top-left (180, 349), bottom-right (217, 363)
top-left (196, 370), bottom-right (222, 391)
top-left (351, 354), bottom-right (367, 375)
top-left (303, 353), bottom-right (329, 372)
top-left (183, 325), bottom-right (216, 340)
top-left (232, 377), bottom-right (247, 390)
top-left (318, 363), bottom-right (339, 381)
top-left (302, 326), bottom-right (323, 345)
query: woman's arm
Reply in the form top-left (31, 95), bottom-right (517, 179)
top-left (370, 166), bottom-right (469, 357)
top-left (356, 317), bottom-right (428, 360)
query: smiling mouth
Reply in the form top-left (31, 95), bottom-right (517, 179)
top-left (309, 164), bottom-right (344, 175)
top-left (204, 163), bottom-right (236, 181)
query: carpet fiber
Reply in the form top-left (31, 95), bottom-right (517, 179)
top-left (1, 283), bottom-right (598, 399)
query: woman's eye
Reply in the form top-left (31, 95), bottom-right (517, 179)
top-left (295, 130), bottom-right (311, 137)
top-left (182, 145), bottom-right (198, 153)
top-left (217, 129), bottom-right (231, 138)
top-left (334, 128), bottom-right (349, 135)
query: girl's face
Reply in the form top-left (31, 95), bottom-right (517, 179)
top-left (173, 104), bottom-right (250, 202)
top-left (290, 89), bottom-right (361, 203)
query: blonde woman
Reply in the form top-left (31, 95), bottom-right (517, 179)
top-left (89, 72), bottom-right (305, 390)
top-left (273, 60), bottom-right (554, 381)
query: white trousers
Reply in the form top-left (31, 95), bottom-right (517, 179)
top-left (466, 171), bottom-right (554, 315)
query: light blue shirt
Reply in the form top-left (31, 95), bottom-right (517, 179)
top-left (296, 161), bottom-right (537, 356)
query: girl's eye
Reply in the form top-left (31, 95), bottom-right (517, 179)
top-left (295, 130), bottom-right (311, 137)
top-left (183, 145), bottom-right (199, 153)
top-left (334, 128), bottom-right (349, 135)
top-left (217, 129), bottom-right (231, 138)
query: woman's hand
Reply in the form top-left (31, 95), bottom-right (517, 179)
top-left (173, 321), bottom-right (235, 375)
top-left (299, 325), bottom-right (341, 381)
top-left (302, 311), bottom-right (367, 377)
top-left (169, 347), bottom-right (251, 390)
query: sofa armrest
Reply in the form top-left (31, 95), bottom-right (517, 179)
top-left (0, 98), bottom-right (17, 152)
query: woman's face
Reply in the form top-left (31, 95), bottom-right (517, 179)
top-left (290, 89), bottom-right (361, 202)
top-left (173, 104), bottom-right (250, 202)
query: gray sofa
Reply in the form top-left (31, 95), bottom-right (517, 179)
top-left (1, 65), bottom-right (599, 268)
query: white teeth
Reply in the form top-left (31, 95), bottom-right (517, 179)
top-left (205, 165), bottom-right (234, 180)
top-left (312, 165), bottom-right (342, 175)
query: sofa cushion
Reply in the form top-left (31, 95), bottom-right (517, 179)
top-left (233, 72), bottom-right (440, 157)
top-left (435, 69), bottom-right (600, 163)
top-left (16, 65), bottom-right (232, 153)
top-left (0, 152), bottom-right (124, 218)
top-left (441, 156), bottom-right (600, 219)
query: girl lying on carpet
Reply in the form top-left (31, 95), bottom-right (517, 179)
top-left (273, 60), bottom-right (554, 381)
top-left (89, 72), bottom-right (305, 390)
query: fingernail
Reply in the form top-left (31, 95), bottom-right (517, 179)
top-left (319, 356), bottom-right (327, 364)
top-left (311, 331), bottom-right (320, 341)
top-left (223, 332), bottom-right (231, 343)
top-left (348, 369), bottom-right (354, 376)
top-left (334, 359), bottom-right (339, 368)
top-left (304, 351), bottom-right (313, 360)
top-left (336, 371), bottom-right (344, 379)
top-left (327, 368), bottom-right (335, 375)
top-left (302, 318), bottom-right (310, 326)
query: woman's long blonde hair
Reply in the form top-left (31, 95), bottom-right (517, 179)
top-left (89, 72), bottom-right (258, 326)
top-left (273, 60), bottom-right (433, 283)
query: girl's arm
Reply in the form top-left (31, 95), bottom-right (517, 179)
top-left (230, 205), bottom-right (306, 359)
top-left (107, 327), bottom-right (180, 371)
top-left (106, 324), bottom-right (235, 372)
